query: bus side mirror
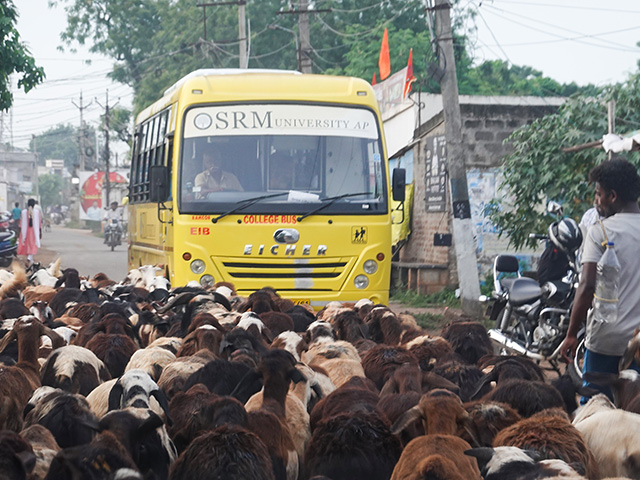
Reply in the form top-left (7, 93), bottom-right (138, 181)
top-left (150, 165), bottom-right (170, 203)
top-left (392, 168), bottom-right (406, 202)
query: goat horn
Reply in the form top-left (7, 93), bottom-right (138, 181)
top-left (155, 292), bottom-right (198, 314)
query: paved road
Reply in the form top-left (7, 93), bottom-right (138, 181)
top-left (36, 225), bottom-right (129, 281)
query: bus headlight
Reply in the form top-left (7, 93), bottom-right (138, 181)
top-left (363, 260), bottom-right (378, 274)
top-left (354, 275), bottom-right (369, 289)
top-left (190, 259), bottom-right (206, 274)
top-left (200, 274), bottom-right (215, 287)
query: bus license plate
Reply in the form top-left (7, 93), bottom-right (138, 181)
top-left (294, 299), bottom-right (310, 306)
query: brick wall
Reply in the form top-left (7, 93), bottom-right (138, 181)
top-left (395, 100), bottom-right (562, 293)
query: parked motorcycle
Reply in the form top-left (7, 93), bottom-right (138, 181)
top-left (481, 202), bottom-right (585, 381)
top-left (104, 218), bottom-right (122, 251)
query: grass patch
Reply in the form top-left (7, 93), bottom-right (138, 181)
top-left (390, 286), bottom-right (461, 308)
top-left (413, 312), bottom-right (447, 331)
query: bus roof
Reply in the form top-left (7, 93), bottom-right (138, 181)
top-left (163, 68), bottom-right (301, 96)
top-left (136, 69), bottom-right (377, 125)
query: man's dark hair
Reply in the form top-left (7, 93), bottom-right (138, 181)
top-left (589, 157), bottom-right (640, 202)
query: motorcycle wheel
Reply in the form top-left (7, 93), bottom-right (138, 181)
top-left (567, 335), bottom-right (586, 388)
top-left (0, 256), bottom-right (11, 268)
top-left (111, 243), bottom-right (115, 251)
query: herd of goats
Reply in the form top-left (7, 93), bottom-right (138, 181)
top-left (0, 259), bottom-right (639, 479)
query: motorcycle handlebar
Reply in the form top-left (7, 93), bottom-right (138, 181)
top-left (529, 233), bottom-right (549, 240)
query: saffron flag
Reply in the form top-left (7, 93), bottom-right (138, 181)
top-left (372, 73), bottom-right (377, 85)
top-left (378, 28), bottom-right (391, 80)
top-left (403, 48), bottom-right (416, 98)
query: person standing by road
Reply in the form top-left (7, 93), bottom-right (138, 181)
top-left (10, 202), bottom-right (21, 234)
top-left (560, 158), bottom-right (640, 403)
top-left (17, 198), bottom-right (41, 266)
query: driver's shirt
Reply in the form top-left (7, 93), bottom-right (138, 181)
top-left (194, 170), bottom-right (243, 198)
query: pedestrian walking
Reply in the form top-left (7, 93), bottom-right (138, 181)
top-left (17, 198), bottom-right (41, 266)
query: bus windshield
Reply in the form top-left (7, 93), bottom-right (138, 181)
top-left (179, 104), bottom-right (387, 215)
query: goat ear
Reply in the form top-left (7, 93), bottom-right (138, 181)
top-left (151, 389), bottom-right (173, 426)
top-left (289, 368), bottom-right (305, 384)
top-left (421, 371), bottom-right (460, 394)
top-left (460, 414), bottom-right (482, 448)
top-left (390, 405), bottom-right (423, 435)
top-left (138, 411), bottom-right (164, 436)
top-left (358, 323), bottom-right (369, 339)
top-left (108, 382), bottom-right (124, 411)
top-left (470, 369), bottom-right (497, 400)
top-left (620, 342), bottom-right (639, 371)
top-left (465, 447), bottom-right (494, 470)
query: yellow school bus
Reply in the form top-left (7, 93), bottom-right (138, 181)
top-left (128, 69), bottom-right (405, 309)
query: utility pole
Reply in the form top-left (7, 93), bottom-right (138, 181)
top-left (432, 0), bottom-right (481, 316)
top-left (297, 0), bottom-right (312, 73)
top-left (72, 91), bottom-right (92, 170)
top-left (277, 4), bottom-right (331, 73)
top-left (96, 91), bottom-right (117, 206)
top-left (197, 1), bottom-right (249, 68)
top-left (238, 1), bottom-right (248, 68)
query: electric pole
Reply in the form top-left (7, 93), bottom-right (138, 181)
top-left (72, 91), bottom-right (92, 170)
top-left (432, 0), bottom-right (481, 316)
top-left (298, 0), bottom-right (312, 73)
top-left (197, 1), bottom-right (249, 68)
top-left (238, 1), bottom-right (248, 68)
top-left (277, 3), bottom-right (331, 74)
top-left (96, 91), bottom-right (117, 206)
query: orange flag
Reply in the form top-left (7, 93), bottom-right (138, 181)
top-left (378, 28), bottom-right (390, 80)
top-left (372, 73), bottom-right (377, 85)
top-left (403, 48), bottom-right (416, 98)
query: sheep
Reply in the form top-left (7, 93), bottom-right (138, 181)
top-left (44, 430), bottom-right (141, 480)
top-left (271, 331), bottom-right (307, 361)
top-left (379, 363), bottom-right (459, 397)
top-left (238, 349), bottom-right (305, 480)
top-left (20, 424), bottom-right (61, 480)
top-left (98, 407), bottom-right (177, 479)
top-left (0, 316), bottom-right (64, 431)
top-left (309, 381), bottom-right (381, 430)
top-left (259, 311), bottom-right (295, 337)
top-left (107, 369), bottom-right (172, 424)
top-left (465, 446), bottom-right (586, 480)
top-left (0, 430), bottom-right (37, 480)
top-left (182, 358), bottom-right (252, 400)
top-left (402, 334), bottom-right (454, 371)
top-left (176, 324), bottom-right (224, 358)
top-left (169, 424), bottom-right (275, 480)
top-left (303, 411), bottom-right (403, 480)
top-left (391, 389), bottom-right (477, 444)
top-left (461, 400), bottom-right (521, 448)
top-left (40, 344), bottom-right (112, 396)
top-left (391, 434), bottom-right (481, 480)
top-left (493, 409), bottom-right (599, 479)
top-left (364, 307), bottom-right (404, 345)
top-left (573, 393), bottom-right (640, 478)
top-left (583, 369), bottom-right (640, 414)
top-left (23, 387), bottom-right (99, 448)
top-left (479, 378), bottom-right (565, 417)
top-left (85, 333), bottom-right (139, 379)
top-left (156, 350), bottom-right (216, 399)
top-left (168, 385), bottom-right (248, 453)
top-left (361, 344), bottom-right (419, 390)
top-left (123, 345), bottom-right (176, 382)
top-left (440, 319), bottom-right (494, 365)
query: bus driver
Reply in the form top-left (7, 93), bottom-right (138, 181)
top-left (194, 147), bottom-right (243, 198)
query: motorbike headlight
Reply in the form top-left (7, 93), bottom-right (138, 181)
top-left (363, 260), bottom-right (378, 274)
top-left (200, 274), bottom-right (215, 287)
top-left (354, 274), bottom-right (369, 289)
top-left (190, 259), bottom-right (206, 274)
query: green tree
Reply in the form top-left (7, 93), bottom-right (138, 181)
top-left (488, 74), bottom-right (640, 249)
top-left (39, 174), bottom-right (66, 210)
top-left (0, 1), bottom-right (45, 111)
top-left (29, 124), bottom-right (97, 170)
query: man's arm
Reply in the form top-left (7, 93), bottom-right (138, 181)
top-left (560, 261), bottom-right (596, 362)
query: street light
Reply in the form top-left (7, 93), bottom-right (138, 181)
top-left (268, 24), bottom-right (300, 72)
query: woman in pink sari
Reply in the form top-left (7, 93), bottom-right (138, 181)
top-left (17, 198), bottom-right (41, 265)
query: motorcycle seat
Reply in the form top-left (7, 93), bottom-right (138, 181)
top-left (500, 277), bottom-right (518, 292)
top-left (509, 277), bottom-right (542, 306)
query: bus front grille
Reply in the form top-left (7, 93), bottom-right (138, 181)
top-left (220, 258), bottom-right (349, 280)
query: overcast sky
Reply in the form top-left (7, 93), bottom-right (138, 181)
top-left (9, 0), bottom-right (640, 153)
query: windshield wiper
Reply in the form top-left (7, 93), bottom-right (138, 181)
top-left (211, 192), bottom-right (289, 223)
top-left (296, 192), bottom-right (372, 222)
